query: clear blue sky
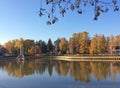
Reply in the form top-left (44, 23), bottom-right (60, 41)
top-left (0, 0), bottom-right (120, 45)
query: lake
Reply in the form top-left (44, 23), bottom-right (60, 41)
top-left (0, 58), bottom-right (120, 88)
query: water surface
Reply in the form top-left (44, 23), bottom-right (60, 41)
top-left (0, 59), bottom-right (120, 88)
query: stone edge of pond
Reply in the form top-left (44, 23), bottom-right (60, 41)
top-left (1, 55), bottom-right (120, 61)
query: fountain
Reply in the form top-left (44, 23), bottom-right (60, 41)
top-left (16, 44), bottom-right (25, 62)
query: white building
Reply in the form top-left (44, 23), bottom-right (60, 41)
top-left (110, 45), bottom-right (120, 55)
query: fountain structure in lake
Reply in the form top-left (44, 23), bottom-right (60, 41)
top-left (16, 44), bottom-right (25, 62)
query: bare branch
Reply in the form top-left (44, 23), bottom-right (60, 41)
top-left (39, 0), bottom-right (119, 25)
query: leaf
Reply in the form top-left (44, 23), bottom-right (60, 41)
top-left (91, 2), bottom-right (94, 6)
top-left (40, 8), bottom-right (46, 11)
top-left (47, 21), bottom-right (51, 25)
top-left (77, 9), bottom-right (82, 14)
top-left (70, 4), bottom-right (74, 11)
top-left (96, 6), bottom-right (101, 11)
top-left (74, 0), bottom-right (80, 8)
top-left (61, 9), bottom-right (66, 17)
top-left (52, 17), bottom-right (58, 24)
top-left (46, 0), bottom-right (49, 4)
top-left (51, 8), bottom-right (54, 13)
top-left (95, 0), bottom-right (99, 2)
top-left (95, 11), bottom-right (100, 17)
top-left (94, 17), bottom-right (97, 20)
top-left (114, 6), bottom-right (119, 11)
top-left (48, 14), bottom-right (50, 18)
top-left (39, 11), bottom-right (43, 17)
top-left (112, 0), bottom-right (117, 5)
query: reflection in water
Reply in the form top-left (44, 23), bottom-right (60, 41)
top-left (1, 59), bottom-right (120, 83)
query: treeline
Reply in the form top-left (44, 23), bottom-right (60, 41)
top-left (0, 31), bottom-right (120, 56)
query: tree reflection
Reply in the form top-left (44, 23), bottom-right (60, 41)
top-left (1, 60), bottom-right (120, 83)
top-left (47, 60), bottom-right (53, 76)
top-left (59, 61), bottom-right (69, 76)
top-left (4, 61), bottom-right (23, 78)
top-left (70, 61), bottom-right (91, 83)
top-left (90, 62), bottom-right (110, 80)
top-left (35, 61), bottom-right (47, 75)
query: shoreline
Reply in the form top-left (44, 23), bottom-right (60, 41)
top-left (1, 55), bottom-right (120, 62)
top-left (40, 55), bottom-right (120, 62)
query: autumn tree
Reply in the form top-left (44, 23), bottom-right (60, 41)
top-left (73, 33), bottom-right (80, 53)
top-left (15, 38), bottom-right (24, 49)
top-left (69, 33), bottom-right (79, 54)
top-left (23, 39), bottom-right (35, 55)
top-left (101, 35), bottom-right (108, 53)
top-left (4, 41), bottom-right (15, 55)
top-left (39, 0), bottom-right (119, 25)
top-left (78, 32), bottom-right (90, 54)
top-left (90, 35), bottom-right (98, 54)
top-left (36, 40), bottom-right (42, 54)
top-left (14, 38), bottom-right (24, 55)
top-left (28, 46), bottom-right (35, 55)
top-left (69, 38), bottom-right (75, 54)
top-left (4, 39), bottom-right (23, 56)
top-left (115, 35), bottom-right (120, 45)
top-left (59, 38), bottom-right (68, 54)
top-left (35, 45), bottom-right (40, 54)
top-left (90, 34), bottom-right (108, 54)
top-left (109, 35), bottom-right (115, 54)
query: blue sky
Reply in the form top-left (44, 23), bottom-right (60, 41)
top-left (0, 0), bottom-right (120, 45)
